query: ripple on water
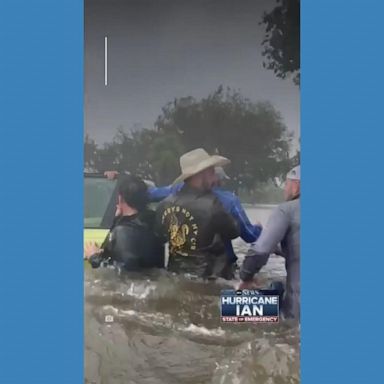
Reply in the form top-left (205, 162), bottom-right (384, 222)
top-left (85, 206), bottom-right (299, 384)
top-left (85, 271), bottom-right (299, 383)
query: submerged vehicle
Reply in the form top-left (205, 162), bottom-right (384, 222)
top-left (84, 174), bottom-right (117, 247)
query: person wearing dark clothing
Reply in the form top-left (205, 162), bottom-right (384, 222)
top-left (239, 166), bottom-right (301, 320)
top-left (156, 148), bottom-right (240, 279)
top-left (148, 167), bottom-right (262, 263)
top-left (104, 168), bottom-right (262, 264)
top-left (84, 175), bottom-right (164, 271)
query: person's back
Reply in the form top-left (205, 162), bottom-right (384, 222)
top-left (148, 183), bottom-right (261, 265)
top-left (276, 198), bottom-right (300, 318)
top-left (99, 209), bottom-right (164, 270)
top-left (239, 166), bottom-right (301, 320)
top-left (157, 185), bottom-right (239, 277)
top-left (85, 175), bottom-right (164, 271)
top-left (155, 148), bottom-right (239, 278)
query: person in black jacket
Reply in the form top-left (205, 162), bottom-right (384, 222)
top-left (84, 175), bottom-right (164, 271)
top-left (156, 148), bottom-right (240, 279)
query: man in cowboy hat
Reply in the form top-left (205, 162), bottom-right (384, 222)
top-left (239, 165), bottom-right (301, 320)
top-left (155, 148), bottom-right (240, 279)
top-left (147, 165), bottom-right (262, 265)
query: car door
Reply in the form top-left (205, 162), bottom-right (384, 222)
top-left (84, 174), bottom-right (118, 247)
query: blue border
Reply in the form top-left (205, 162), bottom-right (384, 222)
top-left (302, 0), bottom-right (384, 382)
top-left (0, 1), bottom-right (83, 383)
top-left (1, 0), bottom-right (383, 382)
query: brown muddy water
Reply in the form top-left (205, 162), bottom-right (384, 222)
top-left (85, 206), bottom-right (300, 384)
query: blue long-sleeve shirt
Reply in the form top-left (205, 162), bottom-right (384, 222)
top-left (148, 183), bottom-right (262, 261)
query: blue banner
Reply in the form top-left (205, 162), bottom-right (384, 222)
top-left (302, 0), bottom-right (384, 382)
top-left (0, 1), bottom-right (83, 383)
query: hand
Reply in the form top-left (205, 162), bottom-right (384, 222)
top-left (238, 278), bottom-right (263, 290)
top-left (84, 242), bottom-right (101, 259)
top-left (104, 171), bottom-right (119, 180)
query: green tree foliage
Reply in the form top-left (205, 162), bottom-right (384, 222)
top-left (261, 0), bottom-right (300, 85)
top-left (113, 128), bottom-right (184, 184)
top-left (84, 127), bottom-right (184, 184)
top-left (147, 131), bottom-right (185, 185)
top-left (84, 87), bottom-right (295, 191)
top-left (84, 134), bottom-right (98, 171)
top-left (154, 86), bottom-right (293, 191)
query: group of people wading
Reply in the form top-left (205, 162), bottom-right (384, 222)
top-left (84, 148), bottom-right (300, 320)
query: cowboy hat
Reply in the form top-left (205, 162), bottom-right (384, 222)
top-left (173, 148), bottom-right (230, 185)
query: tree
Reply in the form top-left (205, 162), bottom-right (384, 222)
top-left (94, 141), bottom-right (121, 173)
top-left (84, 125), bottom-right (184, 185)
top-left (261, 0), bottom-right (300, 85)
top-left (84, 134), bottom-right (97, 171)
top-left (84, 88), bottom-right (292, 191)
top-left (155, 86), bottom-right (292, 192)
top-left (147, 131), bottom-right (185, 185)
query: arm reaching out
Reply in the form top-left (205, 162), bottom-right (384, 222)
top-left (240, 205), bottom-right (289, 281)
top-left (230, 195), bottom-right (262, 243)
top-left (148, 183), bottom-right (184, 202)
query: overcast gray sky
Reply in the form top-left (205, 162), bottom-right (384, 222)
top-left (85, 0), bottom-right (300, 146)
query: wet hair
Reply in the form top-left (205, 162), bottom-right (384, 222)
top-left (117, 175), bottom-right (149, 211)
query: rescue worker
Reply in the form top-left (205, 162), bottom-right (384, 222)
top-left (239, 165), bottom-right (301, 320)
top-left (156, 148), bottom-right (240, 279)
top-left (148, 166), bottom-right (262, 264)
top-left (84, 175), bottom-right (164, 271)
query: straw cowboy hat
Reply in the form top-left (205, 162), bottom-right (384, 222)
top-left (173, 148), bottom-right (230, 185)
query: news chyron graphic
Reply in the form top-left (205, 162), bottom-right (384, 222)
top-left (221, 289), bottom-right (279, 323)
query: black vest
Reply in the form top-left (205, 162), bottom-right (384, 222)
top-left (156, 185), bottom-right (239, 278)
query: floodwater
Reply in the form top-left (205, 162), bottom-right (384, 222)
top-left (84, 206), bottom-right (300, 384)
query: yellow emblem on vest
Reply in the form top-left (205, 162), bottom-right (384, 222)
top-left (162, 205), bottom-right (199, 255)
